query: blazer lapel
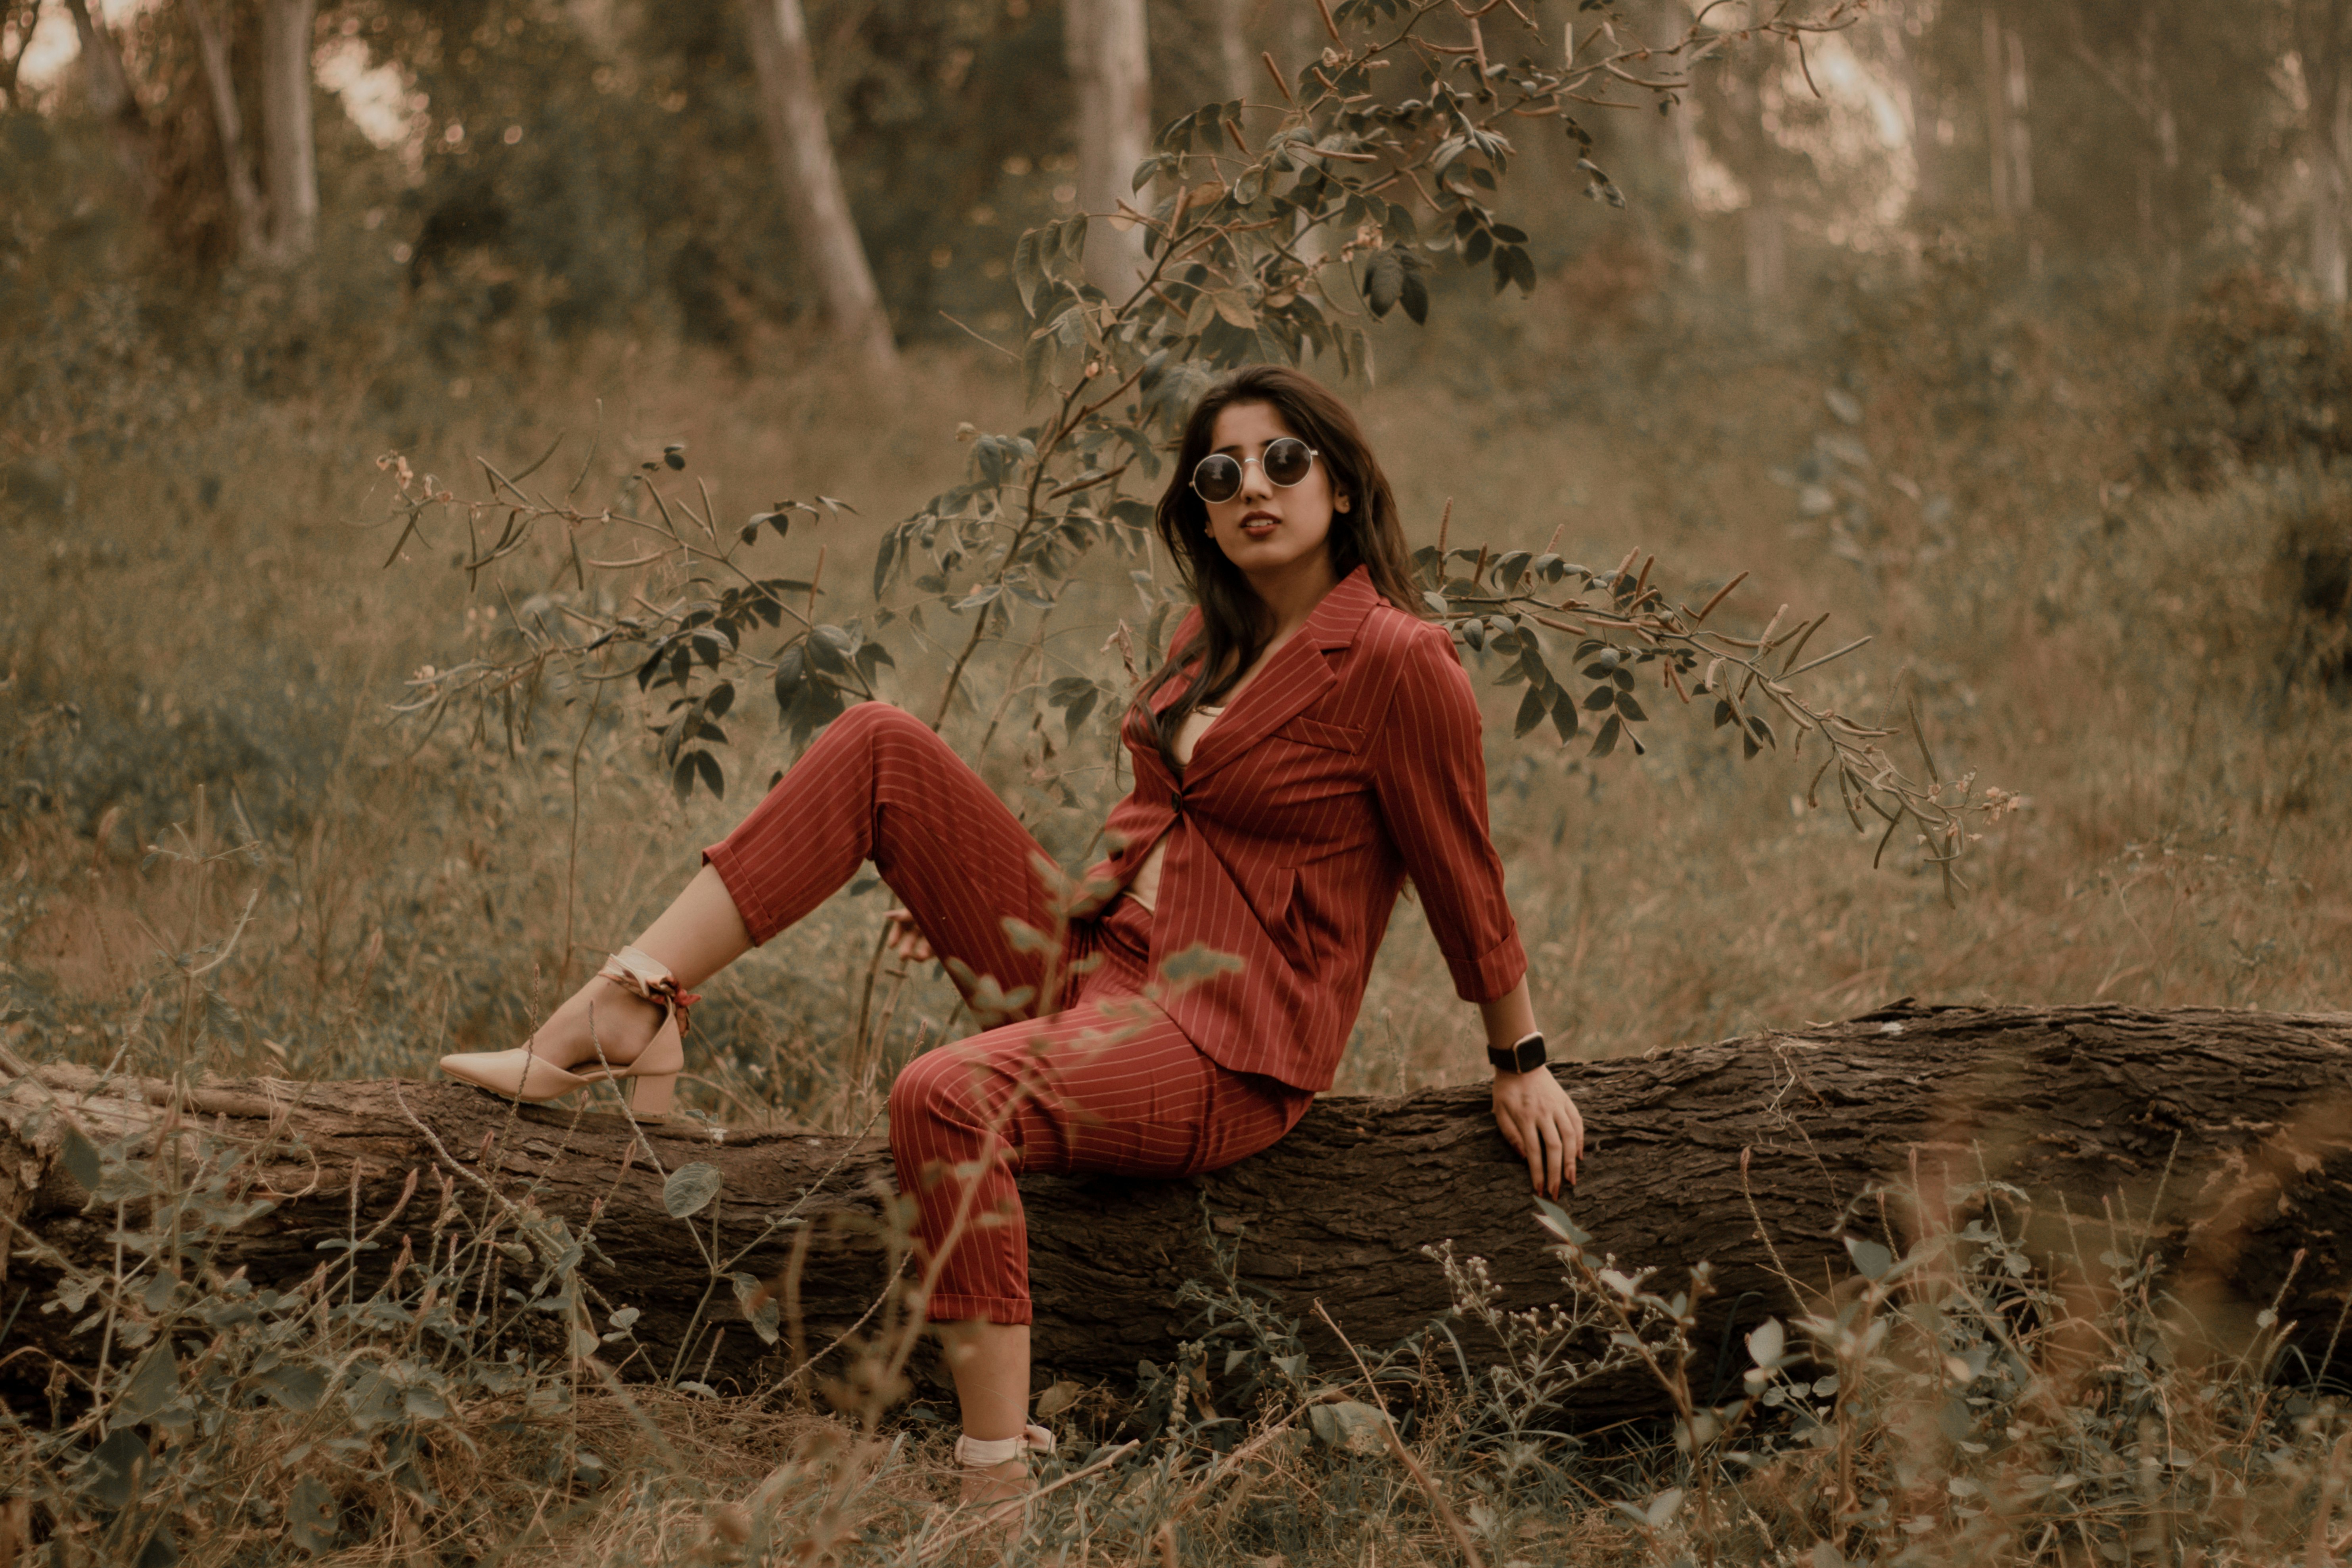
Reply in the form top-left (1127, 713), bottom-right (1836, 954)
top-left (1183, 567), bottom-right (1381, 787)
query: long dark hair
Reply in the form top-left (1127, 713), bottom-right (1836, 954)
top-left (1133, 364), bottom-right (1425, 772)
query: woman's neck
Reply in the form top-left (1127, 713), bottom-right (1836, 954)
top-left (1243, 551), bottom-right (1341, 644)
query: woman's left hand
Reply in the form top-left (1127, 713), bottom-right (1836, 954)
top-left (1492, 1068), bottom-right (1586, 1198)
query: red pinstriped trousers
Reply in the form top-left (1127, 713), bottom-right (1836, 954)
top-left (704, 703), bottom-right (1313, 1325)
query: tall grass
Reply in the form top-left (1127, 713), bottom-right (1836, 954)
top-left (6, 282), bottom-right (2351, 1562)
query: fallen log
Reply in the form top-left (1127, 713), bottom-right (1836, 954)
top-left (4, 1002), bottom-right (2350, 1424)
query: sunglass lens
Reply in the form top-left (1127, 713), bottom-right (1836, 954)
top-left (1193, 454), bottom-right (1242, 502)
top-left (1264, 438), bottom-right (1312, 487)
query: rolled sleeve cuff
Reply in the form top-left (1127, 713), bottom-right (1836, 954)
top-left (920, 1290), bottom-right (1034, 1327)
top-left (1447, 928), bottom-right (1528, 1003)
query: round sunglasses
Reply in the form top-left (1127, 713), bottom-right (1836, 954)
top-left (1190, 437), bottom-right (1320, 504)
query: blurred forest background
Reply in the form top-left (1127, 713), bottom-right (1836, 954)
top-left (11, 4), bottom-right (2352, 1564)
top-left (3, 0), bottom-right (2351, 1116)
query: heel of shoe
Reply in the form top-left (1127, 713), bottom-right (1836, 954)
top-left (627, 1070), bottom-right (677, 1121)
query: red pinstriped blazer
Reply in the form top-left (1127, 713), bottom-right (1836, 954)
top-left (1075, 565), bottom-right (1526, 1092)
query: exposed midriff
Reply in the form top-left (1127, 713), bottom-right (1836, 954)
top-left (1122, 705), bottom-right (1223, 913)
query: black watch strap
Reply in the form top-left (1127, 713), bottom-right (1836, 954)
top-left (1487, 1030), bottom-right (1547, 1074)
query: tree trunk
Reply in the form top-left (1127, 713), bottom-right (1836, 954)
top-left (2315, 139), bottom-right (2344, 306)
top-left (1981, 8), bottom-right (2013, 222)
top-left (1063, 0), bottom-right (1151, 298)
top-left (8, 1004), bottom-right (2351, 1425)
top-left (741, 0), bottom-right (896, 371)
top-left (63, 0), bottom-right (155, 201)
top-left (179, 0), bottom-right (268, 264)
top-left (2299, 0), bottom-right (2352, 304)
top-left (258, 0), bottom-right (318, 264)
top-left (1743, 182), bottom-right (1784, 303)
top-left (2333, 87), bottom-right (2352, 306)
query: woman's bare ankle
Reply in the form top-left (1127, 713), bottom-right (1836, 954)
top-left (957, 1455), bottom-right (1028, 1507)
top-left (531, 975), bottom-right (661, 1065)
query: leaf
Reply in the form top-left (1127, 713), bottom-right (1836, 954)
top-left (115, 1340), bottom-right (180, 1425)
top-left (1747, 1317), bottom-right (1785, 1370)
top-left (1588, 714), bottom-right (1622, 760)
top-left (1157, 943), bottom-right (1244, 990)
top-left (663, 1162), bottom-right (724, 1220)
top-left (1399, 271), bottom-right (1430, 325)
top-left (1012, 228), bottom-right (1046, 316)
top-left (1645, 1487), bottom-right (1685, 1527)
top-left (772, 645), bottom-right (805, 711)
top-left (1615, 691), bottom-right (1648, 722)
top-left (1513, 685), bottom-right (1547, 739)
top-left (84, 1428), bottom-right (150, 1508)
top-left (1034, 1379), bottom-right (1084, 1419)
top-left (1844, 1235), bottom-right (1894, 1281)
top-left (258, 1363), bottom-right (326, 1413)
top-left (1001, 918), bottom-right (1056, 956)
top-left (62, 1127), bottom-right (102, 1193)
top-left (1306, 1400), bottom-right (1386, 1455)
top-left (1548, 689), bottom-right (1580, 743)
top-left (1365, 251), bottom-right (1405, 318)
top-left (289, 1474), bottom-right (339, 1556)
top-left (1533, 1195), bottom-right (1590, 1246)
top-left (730, 1272), bottom-right (781, 1345)
top-left (134, 1522), bottom-right (180, 1568)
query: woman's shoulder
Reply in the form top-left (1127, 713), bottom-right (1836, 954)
top-left (1355, 597), bottom-right (1457, 668)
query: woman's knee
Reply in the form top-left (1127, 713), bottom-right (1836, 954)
top-left (888, 1047), bottom-right (983, 1154)
top-left (825, 700), bottom-right (931, 754)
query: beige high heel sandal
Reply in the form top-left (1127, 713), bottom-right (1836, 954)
top-left (437, 947), bottom-right (694, 1120)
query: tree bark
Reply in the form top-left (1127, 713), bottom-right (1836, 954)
top-left (1063, 0), bottom-right (1151, 298)
top-left (7, 1004), bottom-right (2351, 1425)
top-left (2296, 0), bottom-right (2352, 303)
top-left (179, 0), bottom-right (268, 264)
top-left (1979, 9), bottom-right (2042, 228)
top-left (258, 0), bottom-right (318, 264)
top-left (741, 0), bottom-right (897, 372)
top-left (1742, 184), bottom-right (1784, 303)
top-left (63, 0), bottom-right (155, 202)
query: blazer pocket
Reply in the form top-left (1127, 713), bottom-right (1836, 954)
top-left (1262, 864), bottom-right (1317, 972)
top-left (1275, 713), bottom-right (1366, 753)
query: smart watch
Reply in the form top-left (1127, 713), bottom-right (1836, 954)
top-left (1487, 1030), bottom-right (1547, 1074)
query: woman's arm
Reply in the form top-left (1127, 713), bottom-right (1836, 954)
top-left (1366, 624), bottom-right (1587, 1196)
top-left (1479, 976), bottom-right (1585, 1198)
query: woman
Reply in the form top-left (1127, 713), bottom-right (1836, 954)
top-left (436, 364), bottom-right (1587, 1504)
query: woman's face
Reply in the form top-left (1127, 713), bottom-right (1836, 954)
top-left (1201, 400), bottom-right (1346, 586)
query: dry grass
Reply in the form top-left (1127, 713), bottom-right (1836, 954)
top-left (6, 297), bottom-right (2352, 1562)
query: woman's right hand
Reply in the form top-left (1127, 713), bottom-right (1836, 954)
top-left (882, 908), bottom-right (935, 965)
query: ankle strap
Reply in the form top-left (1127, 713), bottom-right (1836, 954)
top-left (598, 947), bottom-right (702, 1036)
top-left (954, 1424), bottom-right (1055, 1468)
